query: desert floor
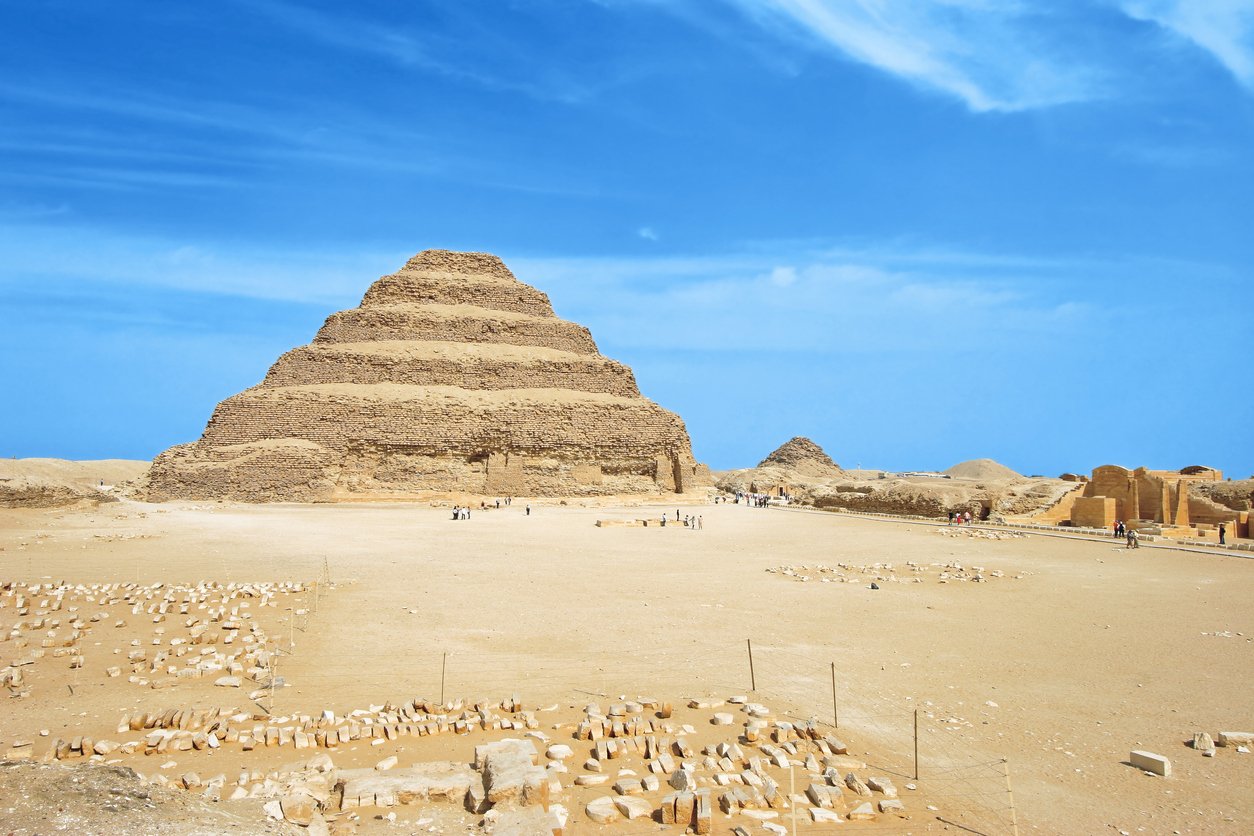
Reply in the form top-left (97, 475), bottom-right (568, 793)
top-left (1, 497), bottom-right (1250, 835)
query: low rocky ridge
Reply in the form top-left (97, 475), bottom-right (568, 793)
top-left (0, 459), bottom-right (149, 508)
top-left (717, 442), bottom-right (1075, 520)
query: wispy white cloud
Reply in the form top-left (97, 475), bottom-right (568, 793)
top-left (247, 0), bottom-right (597, 104)
top-left (509, 242), bottom-right (1100, 354)
top-left (1121, 0), bottom-right (1254, 89)
top-left (717, 0), bottom-right (1104, 111)
top-left (637, 226), bottom-right (660, 241)
top-left (0, 224), bottom-right (399, 306)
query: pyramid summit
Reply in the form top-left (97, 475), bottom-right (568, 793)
top-left (146, 249), bottom-right (710, 501)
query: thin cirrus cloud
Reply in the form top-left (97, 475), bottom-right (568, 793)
top-left (509, 245), bottom-right (1095, 354)
top-left (1121, 0), bottom-right (1254, 88)
top-left (720, 0), bottom-right (1105, 111)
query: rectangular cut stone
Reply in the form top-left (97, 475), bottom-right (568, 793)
top-left (1129, 750), bottom-right (1171, 776)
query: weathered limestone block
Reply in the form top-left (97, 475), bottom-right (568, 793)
top-left (585, 796), bottom-right (620, 824)
top-left (1217, 731), bottom-right (1253, 748)
top-left (479, 738), bottom-right (547, 806)
top-left (336, 763), bottom-right (475, 809)
top-left (1129, 750), bottom-right (1171, 776)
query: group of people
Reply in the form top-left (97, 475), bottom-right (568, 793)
top-left (660, 509), bottom-right (703, 529)
top-left (948, 511), bottom-right (974, 525)
top-left (450, 497), bottom-right (529, 519)
top-left (731, 491), bottom-right (772, 507)
top-left (1112, 520), bottom-right (1140, 548)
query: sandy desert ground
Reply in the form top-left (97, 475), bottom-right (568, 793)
top-left (1, 496), bottom-right (1250, 835)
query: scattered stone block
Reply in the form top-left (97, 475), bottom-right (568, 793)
top-left (845, 773), bottom-right (872, 796)
top-left (811, 807), bottom-right (843, 822)
top-left (1218, 731), bottom-right (1254, 748)
top-left (1192, 732), bottom-right (1216, 756)
top-left (867, 775), bottom-right (897, 797)
top-left (585, 796), bottom-right (620, 824)
top-left (848, 801), bottom-right (876, 820)
top-left (613, 796), bottom-right (652, 820)
top-left (1129, 750), bottom-right (1171, 777)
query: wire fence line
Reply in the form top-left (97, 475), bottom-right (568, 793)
top-left (270, 590), bottom-right (1020, 834)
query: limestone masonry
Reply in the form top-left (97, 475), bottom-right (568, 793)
top-left (146, 250), bottom-right (710, 501)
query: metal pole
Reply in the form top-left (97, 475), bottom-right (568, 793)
top-left (747, 639), bottom-right (756, 692)
top-left (913, 708), bottom-right (919, 780)
top-left (440, 651), bottom-right (448, 706)
top-left (790, 761), bottom-right (797, 836)
top-left (1003, 758), bottom-right (1020, 836)
top-left (831, 662), bottom-right (838, 728)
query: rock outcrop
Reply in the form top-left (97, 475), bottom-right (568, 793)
top-left (145, 250), bottom-right (709, 501)
top-left (0, 459), bottom-right (148, 508)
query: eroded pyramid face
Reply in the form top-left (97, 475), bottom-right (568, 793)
top-left (146, 250), bottom-right (709, 501)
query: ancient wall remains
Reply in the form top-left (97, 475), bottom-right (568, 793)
top-left (1071, 496), bottom-right (1117, 529)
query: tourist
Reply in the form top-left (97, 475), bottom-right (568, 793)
top-left (1113, 521), bottom-right (1120, 538)
top-left (697, 515), bottom-right (703, 530)
top-left (495, 499), bottom-right (500, 509)
top-left (661, 514), bottom-right (667, 527)
top-left (1126, 529), bottom-right (1138, 549)
top-left (525, 504), bottom-right (531, 516)
top-left (1218, 523), bottom-right (1226, 545)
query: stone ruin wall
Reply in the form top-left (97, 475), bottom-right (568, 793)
top-left (145, 250), bottom-right (709, 502)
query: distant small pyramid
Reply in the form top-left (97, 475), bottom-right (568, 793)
top-left (943, 458), bottom-right (1021, 480)
top-left (759, 437), bottom-right (842, 477)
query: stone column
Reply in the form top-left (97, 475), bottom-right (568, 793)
top-left (1173, 480), bottom-right (1191, 527)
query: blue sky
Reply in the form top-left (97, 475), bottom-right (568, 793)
top-left (2, 0), bottom-right (1251, 477)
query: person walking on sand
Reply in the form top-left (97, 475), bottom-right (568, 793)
top-left (525, 504), bottom-right (531, 516)
top-left (1126, 529), bottom-right (1138, 549)
top-left (1219, 523), bottom-right (1226, 545)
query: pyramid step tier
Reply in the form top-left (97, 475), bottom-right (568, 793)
top-left (264, 341), bottom-right (640, 396)
top-left (313, 303), bottom-right (599, 355)
top-left (362, 272), bottom-right (554, 317)
top-left (198, 384), bottom-right (691, 456)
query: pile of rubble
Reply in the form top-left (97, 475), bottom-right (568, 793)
top-left (936, 527), bottom-right (1026, 541)
top-left (766, 561), bottom-right (1029, 585)
top-left (2, 579), bottom-right (324, 699)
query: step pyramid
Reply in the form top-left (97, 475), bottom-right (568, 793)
top-left (146, 250), bottom-right (710, 501)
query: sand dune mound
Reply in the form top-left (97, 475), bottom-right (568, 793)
top-left (758, 436), bottom-right (842, 477)
top-left (0, 458), bottom-right (148, 508)
top-left (146, 249), bottom-right (709, 502)
top-left (944, 458), bottom-right (1022, 481)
